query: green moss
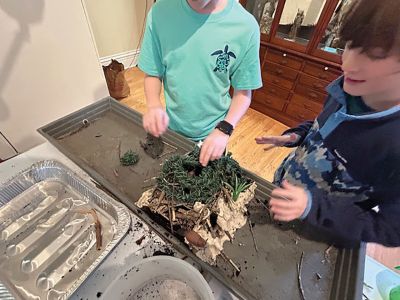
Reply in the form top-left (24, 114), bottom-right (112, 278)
top-left (156, 147), bottom-right (252, 204)
top-left (120, 150), bottom-right (139, 166)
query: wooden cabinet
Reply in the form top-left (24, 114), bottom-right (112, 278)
top-left (244, 0), bottom-right (349, 127)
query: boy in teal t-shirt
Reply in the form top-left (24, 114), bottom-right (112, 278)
top-left (138, 0), bottom-right (262, 166)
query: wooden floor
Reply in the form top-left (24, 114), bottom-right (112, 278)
top-left (121, 67), bottom-right (400, 271)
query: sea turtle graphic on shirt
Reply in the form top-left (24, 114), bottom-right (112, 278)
top-left (211, 45), bottom-right (236, 73)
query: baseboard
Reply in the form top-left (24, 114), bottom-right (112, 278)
top-left (100, 49), bottom-right (140, 69)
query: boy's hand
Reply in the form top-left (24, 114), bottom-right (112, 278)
top-left (270, 180), bottom-right (308, 222)
top-left (199, 129), bottom-right (229, 166)
top-left (143, 106), bottom-right (169, 137)
top-left (255, 133), bottom-right (299, 150)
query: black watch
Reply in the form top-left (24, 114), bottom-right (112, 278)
top-left (215, 120), bottom-right (234, 136)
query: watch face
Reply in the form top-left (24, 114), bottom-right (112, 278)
top-left (217, 121), bottom-right (233, 135)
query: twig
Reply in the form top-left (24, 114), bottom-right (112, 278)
top-left (76, 209), bottom-right (102, 250)
top-left (171, 206), bottom-right (176, 222)
top-left (224, 230), bottom-right (233, 243)
top-left (297, 251), bottom-right (306, 300)
top-left (155, 190), bottom-right (165, 209)
top-left (117, 140), bottom-right (122, 160)
top-left (248, 222), bottom-right (259, 252)
top-left (168, 190), bottom-right (174, 234)
top-left (143, 176), bottom-right (157, 183)
top-left (222, 187), bottom-right (233, 203)
top-left (221, 252), bottom-right (241, 274)
top-left (324, 245), bottom-right (334, 263)
top-left (113, 169), bottom-right (119, 177)
top-left (142, 184), bottom-right (154, 189)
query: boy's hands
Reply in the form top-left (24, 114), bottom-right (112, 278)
top-left (199, 129), bottom-right (229, 166)
top-left (255, 133), bottom-right (299, 150)
top-left (270, 180), bottom-right (308, 222)
top-left (143, 106), bottom-right (169, 137)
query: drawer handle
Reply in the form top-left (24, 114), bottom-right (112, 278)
top-left (283, 53), bottom-right (287, 57)
top-left (319, 74), bottom-right (328, 80)
top-left (280, 60), bottom-right (288, 65)
top-left (265, 99), bottom-right (272, 104)
top-left (276, 69), bottom-right (283, 75)
top-left (308, 92), bottom-right (318, 99)
top-left (298, 114), bottom-right (306, 119)
top-left (324, 67), bottom-right (329, 71)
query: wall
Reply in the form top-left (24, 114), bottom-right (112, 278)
top-left (0, 0), bottom-right (108, 157)
top-left (83, 0), bottom-right (153, 67)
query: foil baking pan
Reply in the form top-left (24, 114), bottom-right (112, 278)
top-left (0, 160), bottom-right (131, 299)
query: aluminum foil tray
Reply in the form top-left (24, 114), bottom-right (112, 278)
top-left (0, 161), bottom-right (131, 300)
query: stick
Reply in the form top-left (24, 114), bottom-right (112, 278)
top-left (143, 176), bottom-right (157, 183)
top-left (113, 169), bottom-right (119, 177)
top-left (142, 184), bottom-right (154, 189)
top-left (324, 245), bottom-right (333, 263)
top-left (76, 209), bottom-right (102, 250)
top-left (224, 230), bottom-right (233, 243)
top-left (155, 190), bottom-right (165, 209)
top-left (167, 198), bottom-right (174, 234)
top-left (221, 252), bottom-right (241, 274)
top-left (248, 222), bottom-right (259, 252)
top-left (297, 251), bottom-right (305, 300)
top-left (171, 205), bottom-right (176, 222)
top-left (117, 140), bottom-right (122, 160)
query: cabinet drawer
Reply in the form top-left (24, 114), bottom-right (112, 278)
top-left (295, 84), bottom-right (327, 103)
top-left (266, 48), bottom-right (303, 70)
top-left (264, 62), bottom-right (299, 81)
top-left (260, 83), bottom-right (290, 100)
top-left (291, 94), bottom-right (323, 114)
top-left (286, 103), bottom-right (318, 121)
top-left (264, 72), bottom-right (295, 90)
top-left (253, 90), bottom-right (286, 111)
top-left (303, 62), bottom-right (341, 82)
top-left (299, 74), bottom-right (330, 93)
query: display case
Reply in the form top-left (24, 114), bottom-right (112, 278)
top-left (244, 0), bottom-right (346, 127)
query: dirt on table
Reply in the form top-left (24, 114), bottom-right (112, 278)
top-left (140, 133), bottom-right (165, 159)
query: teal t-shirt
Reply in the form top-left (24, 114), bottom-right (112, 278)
top-left (138, 0), bottom-right (262, 140)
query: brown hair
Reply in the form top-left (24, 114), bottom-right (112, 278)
top-left (340, 0), bottom-right (400, 57)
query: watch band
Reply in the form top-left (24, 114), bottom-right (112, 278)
top-left (215, 120), bottom-right (234, 136)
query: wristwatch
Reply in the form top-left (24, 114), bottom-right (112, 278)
top-left (215, 120), bottom-right (234, 136)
